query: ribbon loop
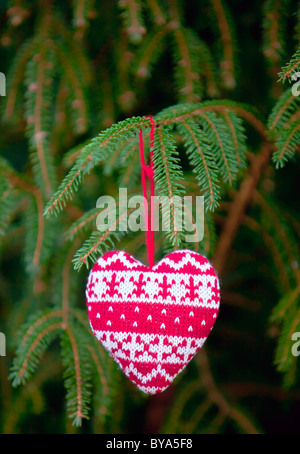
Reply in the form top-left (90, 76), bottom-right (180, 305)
top-left (143, 166), bottom-right (154, 179)
top-left (139, 117), bottom-right (155, 268)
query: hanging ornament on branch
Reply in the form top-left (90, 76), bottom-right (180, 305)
top-left (85, 118), bottom-right (220, 394)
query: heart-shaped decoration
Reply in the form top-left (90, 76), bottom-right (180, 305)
top-left (86, 249), bottom-right (220, 394)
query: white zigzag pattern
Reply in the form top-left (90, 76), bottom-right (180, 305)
top-left (123, 362), bottom-right (186, 387)
top-left (96, 251), bottom-right (143, 270)
top-left (94, 330), bottom-right (206, 364)
top-left (159, 255), bottom-right (212, 273)
top-left (97, 249), bottom-right (214, 273)
top-left (138, 384), bottom-right (170, 394)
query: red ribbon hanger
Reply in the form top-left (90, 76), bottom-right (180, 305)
top-left (139, 116), bottom-right (155, 268)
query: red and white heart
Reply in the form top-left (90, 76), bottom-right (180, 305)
top-left (86, 249), bottom-right (220, 394)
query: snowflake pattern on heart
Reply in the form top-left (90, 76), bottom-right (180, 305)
top-left (86, 249), bottom-right (220, 394)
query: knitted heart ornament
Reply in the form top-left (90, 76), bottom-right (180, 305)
top-left (86, 249), bottom-right (220, 395)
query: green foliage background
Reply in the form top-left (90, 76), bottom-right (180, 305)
top-left (0, 0), bottom-right (300, 434)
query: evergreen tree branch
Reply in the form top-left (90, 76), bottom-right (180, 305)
top-left (171, 26), bottom-right (203, 102)
top-left (254, 191), bottom-right (300, 287)
top-left (219, 110), bottom-right (248, 169)
top-left (72, 0), bottom-right (94, 37)
top-left (279, 46), bottom-right (300, 81)
top-left (263, 0), bottom-right (291, 64)
top-left (213, 143), bottom-right (272, 275)
top-left (3, 38), bottom-right (35, 120)
top-left (135, 23), bottom-right (172, 78)
top-left (145, 0), bottom-right (166, 25)
top-left (44, 117), bottom-right (151, 217)
top-left (61, 325), bottom-right (92, 425)
top-left (10, 313), bottom-right (62, 386)
top-left (0, 160), bottom-right (46, 267)
top-left (244, 216), bottom-right (292, 293)
top-left (272, 121), bottom-right (300, 167)
top-left (196, 350), bottom-right (260, 434)
top-left (118, 0), bottom-right (146, 43)
top-left (268, 89), bottom-right (300, 132)
top-left (177, 119), bottom-right (220, 210)
top-left (25, 38), bottom-right (57, 196)
top-left (209, 0), bottom-right (237, 89)
top-left (153, 126), bottom-right (185, 246)
top-left (198, 111), bottom-right (238, 184)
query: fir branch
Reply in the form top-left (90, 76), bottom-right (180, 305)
top-left (20, 310), bottom-right (63, 347)
top-left (255, 191), bottom-right (300, 287)
top-left (274, 303), bottom-right (300, 387)
top-left (52, 40), bottom-right (89, 135)
top-left (88, 345), bottom-right (110, 402)
top-left (52, 15), bottom-right (93, 87)
top-left (209, 0), bottom-right (237, 89)
top-left (167, 0), bottom-right (183, 24)
top-left (118, 150), bottom-right (141, 188)
top-left (213, 143), bottom-right (272, 276)
top-left (268, 88), bottom-right (300, 131)
top-left (117, 133), bottom-right (147, 188)
top-left (103, 134), bottom-right (139, 176)
top-left (197, 350), bottom-right (261, 434)
top-left (145, 0), bottom-right (166, 25)
top-left (263, 0), bottom-right (291, 63)
top-left (118, 0), bottom-right (146, 43)
top-left (71, 310), bottom-right (109, 376)
top-left (162, 380), bottom-right (201, 433)
top-left (97, 64), bottom-right (116, 129)
top-left (7, 0), bottom-right (30, 27)
top-left (66, 207), bottom-right (101, 241)
top-left (196, 39), bottom-right (220, 98)
top-left (0, 177), bottom-right (17, 237)
top-left (244, 216), bottom-right (291, 293)
top-left (44, 117), bottom-right (151, 217)
top-left (271, 286), bottom-right (300, 322)
top-left (61, 325), bottom-right (92, 425)
top-left (171, 27), bottom-right (203, 102)
top-left (70, 309), bottom-right (119, 423)
top-left (153, 126), bottom-right (185, 246)
top-left (156, 101), bottom-right (267, 141)
top-left (182, 398), bottom-right (212, 434)
top-left (220, 110), bottom-right (248, 169)
top-left (0, 159), bottom-right (47, 267)
top-left (177, 119), bottom-right (220, 210)
top-left (71, 190), bottom-right (136, 269)
top-left (24, 199), bottom-right (57, 270)
top-left (114, 30), bottom-right (136, 112)
top-left (10, 311), bottom-right (63, 386)
top-left (272, 121), bottom-right (300, 167)
top-left (25, 39), bottom-right (57, 196)
top-left (51, 241), bottom-right (82, 327)
top-left (72, 0), bottom-right (94, 36)
top-left (3, 38), bottom-right (35, 120)
top-left (198, 111), bottom-right (239, 184)
top-left (119, 133), bottom-right (145, 165)
top-left (72, 228), bottom-right (122, 270)
top-left (62, 139), bottom-right (91, 168)
top-left (135, 23), bottom-right (171, 78)
top-left (279, 46), bottom-right (300, 82)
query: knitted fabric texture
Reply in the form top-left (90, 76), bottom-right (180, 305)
top-left (86, 249), bottom-right (220, 394)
